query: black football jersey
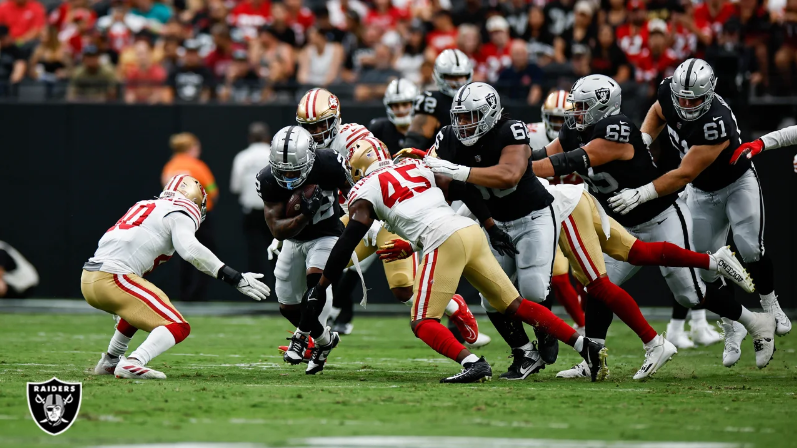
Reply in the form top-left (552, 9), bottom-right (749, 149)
top-left (404, 90), bottom-right (454, 149)
top-left (256, 149), bottom-right (349, 241)
top-left (559, 113), bottom-right (676, 226)
top-left (434, 119), bottom-right (554, 222)
top-left (368, 117), bottom-right (405, 156)
top-left (657, 78), bottom-right (749, 192)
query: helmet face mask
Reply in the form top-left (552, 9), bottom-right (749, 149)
top-left (269, 126), bottom-right (317, 190)
top-left (300, 116), bottom-right (338, 147)
top-left (670, 58), bottom-right (717, 121)
top-left (433, 49), bottom-right (474, 97)
top-left (387, 102), bottom-right (414, 126)
top-left (450, 82), bottom-right (503, 146)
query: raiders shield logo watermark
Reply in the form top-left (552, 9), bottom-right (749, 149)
top-left (27, 378), bottom-right (82, 436)
top-left (595, 87), bottom-right (611, 105)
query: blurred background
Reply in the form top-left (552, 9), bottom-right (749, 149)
top-left (0, 0), bottom-right (794, 310)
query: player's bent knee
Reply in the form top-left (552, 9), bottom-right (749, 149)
top-left (517, 274), bottom-right (548, 303)
top-left (166, 322), bottom-right (191, 344)
top-left (411, 318), bottom-right (436, 337)
top-left (391, 286), bottom-right (413, 303)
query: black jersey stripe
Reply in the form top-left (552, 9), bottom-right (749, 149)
top-left (673, 202), bottom-right (704, 302)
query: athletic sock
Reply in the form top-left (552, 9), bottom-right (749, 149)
top-left (129, 326), bottom-right (176, 366)
top-left (690, 309), bottom-right (707, 322)
top-left (627, 240), bottom-right (710, 270)
top-left (585, 294), bottom-right (613, 340)
top-left (415, 320), bottom-right (467, 362)
top-left (444, 298), bottom-right (459, 316)
top-left (512, 299), bottom-right (577, 345)
top-left (107, 330), bottom-right (132, 358)
top-left (573, 336), bottom-right (584, 352)
top-left (669, 319), bottom-right (685, 332)
top-left (737, 307), bottom-right (756, 327)
top-left (487, 311), bottom-right (530, 348)
top-left (587, 277), bottom-right (657, 344)
top-left (672, 299), bottom-right (689, 320)
top-left (460, 354), bottom-right (479, 366)
top-left (314, 327), bottom-right (331, 346)
top-left (551, 274), bottom-right (585, 327)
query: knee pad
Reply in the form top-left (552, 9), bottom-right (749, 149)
top-left (516, 268), bottom-right (549, 303)
top-left (165, 322), bottom-right (191, 344)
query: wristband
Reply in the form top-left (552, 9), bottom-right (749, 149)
top-left (218, 265), bottom-right (242, 286)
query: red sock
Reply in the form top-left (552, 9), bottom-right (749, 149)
top-left (414, 319), bottom-right (467, 362)
top-left (587, 277), bottom-right (657, 343)
top-left (513, 299), bottom-right (577, 345)
top-left (628, 240), bottom-right (710, 270)
top-left (551, 274), bottom-right (585, 327)
top-left (116, 318), bottom-right (137, 338)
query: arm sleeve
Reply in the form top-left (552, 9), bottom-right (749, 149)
top-left (166, 213), bottom-right (225, 277)
top-left (760, 125), bottom-right (797, 150)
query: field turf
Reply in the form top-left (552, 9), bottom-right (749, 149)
top-left (0, 312), bottom-right (794, 447)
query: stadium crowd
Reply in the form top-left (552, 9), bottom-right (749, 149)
top-left (0, 0), bottom-right (793, 105)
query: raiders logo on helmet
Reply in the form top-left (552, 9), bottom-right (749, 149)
top-left (485, 93), bottom-right (497, 109)
top-left (595, 87), bottom-right (611, 104)
top-left (27, 377), bottom-right (82, 435)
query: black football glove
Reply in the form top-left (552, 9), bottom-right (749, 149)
top-left (487, 224), bottom-right (518, 256)
top-left (300, 186), bottom-right (323, 218)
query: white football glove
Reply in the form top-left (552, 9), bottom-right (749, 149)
top-left (267, 238), bottom-right (282, 260)
top-left (236, 272), bottom-right (271, 301)
top-left (424, 156), bottom-right (471, 182)
top-left (608, 183), bottom-right (658, 215)
top-left (363, 220), bottom-right (382, 247)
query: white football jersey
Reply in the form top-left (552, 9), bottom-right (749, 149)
top-left (331, 123), bottom-right (375, 160)
top-left (347, 159), bottom-right (475, 255)
top-left (89, 198), bottom-right (202, 277)
top-left (526, 122), bottom-right (552, 150)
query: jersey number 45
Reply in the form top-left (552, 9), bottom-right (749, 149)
top-left (378, 165), bottom-right (431, 208)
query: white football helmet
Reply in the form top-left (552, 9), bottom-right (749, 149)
top-left (450, 82), bottom-right (503, 146)
top-left (433, 49), bottom-right (474, 97)
top-left (565, 75), bottom-right (622, 131)
top-left (269, 126), bottom-right (316, 190)
top-left (670, 58), bottom-right (717, 121)
top-left (383, 78), bottom-right (419, 127)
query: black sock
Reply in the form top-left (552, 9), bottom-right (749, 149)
top-left (332, 270), bottom-right (357, 324)
top-left (487, 312), bottom-right (530, 349)
top-left (671, 299), bottom-right (689, 320)
top-left (585, 294), bottom-right (613, 340)
top-left (746, 254), bottom-right (775, 296)
top-left (279, 306), bottom-right (302, 328)
top-left (702, 280), bottom-right (742, 321)
top-left (299, 273), bottom-right (326, 336)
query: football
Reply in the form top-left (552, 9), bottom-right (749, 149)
top-left (285, 184), bottom-right (318, 217)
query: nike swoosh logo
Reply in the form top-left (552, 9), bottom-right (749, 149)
top-left (713, 116), bottom-right (722, 121)
top-left (531, 215), bottom-right (540, 220)
top-left (620, 121), bottom-right (627, 125)
top-left (656, 218), bottom-right (667, 225)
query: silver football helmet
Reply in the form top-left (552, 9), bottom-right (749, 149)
top-left (670, 58), bottom-right (717, 121)
top-left (269, 125), bottom-right (316, 190)
top-left (565, 74), bottom-right (622, 131)
top-left (450, 82), bottom-right (503, 146)
top-left (433, 49), bottom-right (473, 97)
top-left (383, 78), bottom-right (419, 127)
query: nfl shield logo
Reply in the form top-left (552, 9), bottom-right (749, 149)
top-left (595, 88), bottom-right (611, 105)
top-left (27, 377), bottom-right (82, 436)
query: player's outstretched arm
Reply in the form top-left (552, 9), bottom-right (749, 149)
top-left (166, 213), bottom-right (270, 301)
top-left (404, 113), bottom-right (439, 150)
top-left (730, 125), bottom-right (797, 165)
top-left (640, 101), bottom-right (666, 145)
top-left (441, 144), bottom-right (529, 189)
top-left (316, 199), bottom-right (375, 290)
top-left (263, 200), bottom-right (310, 240)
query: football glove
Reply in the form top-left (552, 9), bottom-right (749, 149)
top-left (267, 238), bottom-right (282, 261)
top-left (363, 220), bottom-right (383, 247)
top-left (424, 156), bottom-right (471, 182)
top-left (236, 272), bottom-right (271, 301)
top-left (641, 132), bottom-right (653, 149)
top-left (608, 183), bottom-right (658, 215)
top-left (730, 139), bottom-right (764, 165)
top-left (377, 238), bottom-right (414, 262)
top-left (300, 186), bottom-right (323, 217)
top-left (486, 225), bottom-right (518, 256)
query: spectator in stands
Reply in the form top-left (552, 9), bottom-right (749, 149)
top-left (327, 0), bottom-right (369, 30)
top-left (0, 240), bottom-right (38, 298)
top-left (131, 0), bottom-right (173, 25)
top-left (523, 7), bottom-right (556, 62)
top-left (394, 21), bottom-right (425, 84)
top-left (158, 36), bottom-right (180, 73)
top-left (480, 16), bottom-right (513, 82)
top-left (283, 0), bottom-right (314, 40)
top-left (365, 0), bottom-right (406, 31)
top-left (456, 24), bottom-right (484, 80)
top-left (0, 25), bottom-right (24, 96)
top-left (315, 6), bottom-right (345, 43)
top-left (0, 0), bottom-right (45, 56)
top-left (343, 21), bottom-right (379, 82)
top-left (544, 0), bottom-right (575, 37)
top-left (254, 25), bottom-right (295, 89)
top-left (179, 0), bottom-right (210, 34)
top-left (600, 0), bottom-right (628, 29)
top-left (67, 44), bottom-right (117, 102)
top-left (453, 0), bottom-right (487, 31)
top-left (504, 0), bottom-right (531, 38)
top-left (417, 58), bottom-right (435, 91)
top-left (229, 0), bottom-right (270, 40)
top-left (297, 25), bottom-right (342, 88)
top-left (28, 25), bottom-right (71, 94)
top-left (206, 0), bottom-right (229, 33)
top-left (96, 1), bottom-right (144, 53)
top-left (496, 39), bottom-right (543, 105)
top-left (266, 2), bottom-right (297, 47)
top-left (49, 0), bottom-right (97, 49)
top-left (205, 24), bottom-right (235, 81)
top-left (426, 9), bottom-right (457, 54)
top-left (616, 0), bottom-right (649, 66)
top-left (634, 19), bottom-right (678, 92)
top-left (124, 39), bottom-right (166, 104)
top-left (591, 23), bottom-right (631, 83)
top-left (773, 0), bottom-right (797, 94)
top-left (706, 17), bottom-right (762, 102)
top-left (556, 1), bottom-right (597, 61)
top-left (737, 0), bottom-right (770, 92)
top-left (162, 132), bottom-right (219, 302)
top-left (165, 39), bottom-right (214, 103)
top-left (354, 42), bottom-right (400, 100)
top-left (219, 48), bottom-right (261, 103)
top-left (230, 122), bottom-right (274, 281)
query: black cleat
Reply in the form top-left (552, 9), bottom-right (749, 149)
top-left (440, 356), bottom-right (492, 384)
top-left (306, 332), bottom-right (340, 375)
top-left (534, 327), bottom-right (560, 365)
top-left (283, 333), bottom-right (310, 365)
top-left (578, 338), bottom-right (609, 382)
top-left (499, 345), bottom-right (546, 380)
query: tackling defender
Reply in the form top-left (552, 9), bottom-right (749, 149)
top-left (83, 175), bottom-right (270, 379)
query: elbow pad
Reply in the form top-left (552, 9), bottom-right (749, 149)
top-left (549, 148), bottom-right (590, 177)
top-left (531, 147), bottom-right (548, 161)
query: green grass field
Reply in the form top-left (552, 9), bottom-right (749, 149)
top-left (0, 312), bottom-right (794, 448)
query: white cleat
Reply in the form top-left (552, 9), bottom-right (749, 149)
top-left (746, 312), bottom-right (776, 369)
top-left (114, 356), bottom-right (167, 379)
top-left (572, 324), bottom-right (585, 337)
top-left (719, 318), bottom-right (747, 367)
top-left (689, 319), bottom-right (723, 346)
top-left (665, 322), bottom-right (695, 349)
top-left (465, 332), bottom-right (492, 349)
top-left (711, 246), bottom-right (755, 293)
top-left (556, 360), bottom-right (590, 379)
top-left (760, 295), bottom-right (791, 336)
top-left (633, 334), bottom-right (677, 380)
top-left (93, 352), bottom-right (120, 375)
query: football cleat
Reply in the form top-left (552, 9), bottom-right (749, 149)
top-left (533, 327), bottom-right (559, 365)
top-left (760, 294), bottom-right (791, 336)
top-left (711, 246), bottom-right (755, 293)
top-left (665, 321), bottom-right (695, 349)
top-left (93, 352), bottom-right (120, 375)
top-left (306, 331), bottom-right (340, 375)
top-left (499, 345), bottom-right (545, 380)
top-left (633, 334), bottom-right (677, 380)
top-left (114, 356), bottom-right (166, 380)
top-left (332, 322), bottom-right (354, 336)
top-left (278, 335), bottom-right (315, 363)
top-left (578, 338), bottom-right (609, 382)
top-left (746, 312), bottom-right (776, 369)
top-left (440, 356), bottom-right (492, 384)
top-left (465, 332), bottom-right (492, 349)
top-left (556, 360), bottom-right (590, 379)
top-left (719, 318), bottom-right (746, 367)
top-left (689, 319), bottom-right (722, 346)
top-left (449, 294), bottom-right (479, 344)
top-left (283, 332), bottom-right (312, 365)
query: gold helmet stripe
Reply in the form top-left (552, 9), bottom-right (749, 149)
top-left (166, 174), bottom-right (188, 192)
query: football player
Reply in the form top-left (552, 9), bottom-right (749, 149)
top-left (730, 124), bottom-right (797, 173)
top-left (368, 78), bottom-right (419, 155)
top-left (610, 59), bottom-right (790, 363)
top-left (83, 175), bottom-right (270, 380)
top-left (257, 126), bottom-right (351, 375)
top-left (303, 138), bottom-right (608, 383)
top-left (530, 74), bottom-right (774, 377)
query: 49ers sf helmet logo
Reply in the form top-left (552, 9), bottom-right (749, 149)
top-left (27, 377), bottom-right (82, 436)
top-left (328, 95), bottom-right (339, 110)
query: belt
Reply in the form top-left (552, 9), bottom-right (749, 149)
top-left (83, 261), bottom-right (103, 271)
